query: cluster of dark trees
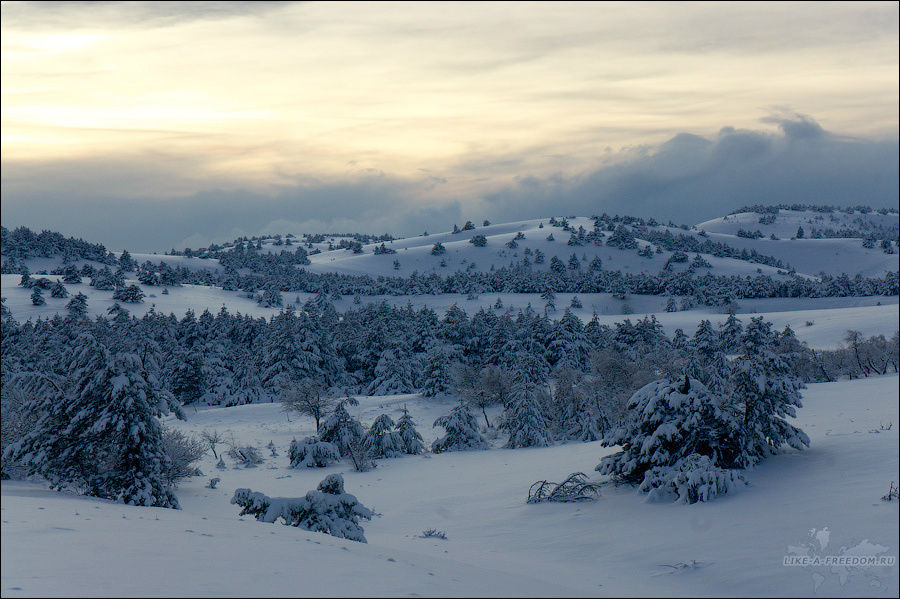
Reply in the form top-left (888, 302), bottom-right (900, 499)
top-left (0, 226), bottom-right (116, 270)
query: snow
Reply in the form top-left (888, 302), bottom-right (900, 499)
top-left (3, 375), bottom-right (898, 596)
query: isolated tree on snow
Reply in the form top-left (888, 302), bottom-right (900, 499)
top-left (432, 401), bottom-right (488, 453)
top-left (395, 405), bottom-right (424, 455)
top-left (597, 375), bottom-right (745, 503)
top-left (288, 437), bottom-right (340, 468)
top-left (232, 473), bottom-right (373, 542)
top-left (362, 414), bottom-right (404, 458)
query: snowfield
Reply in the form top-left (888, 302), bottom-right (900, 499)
top-left (2, 375), bottom-right (898, 597)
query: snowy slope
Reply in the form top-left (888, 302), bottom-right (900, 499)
top-left (301, 217), bottom-right (798, 280)
top-left (3, 374), bottom-right (898, 597)
top-left (696, 209), bottom-right (899, 277)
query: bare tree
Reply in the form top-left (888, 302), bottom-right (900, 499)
top-left (452, 364), bottom-right (511, 428)
top-left (279, 378), bottom-right (337, 433)
top-left (201, 429), bottom-right (224, 460)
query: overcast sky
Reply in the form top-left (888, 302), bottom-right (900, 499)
top-left (2, 1), bottom-right (897, 251)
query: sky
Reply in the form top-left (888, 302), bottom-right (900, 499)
top-left (1, 1), bottom-right (898, 251)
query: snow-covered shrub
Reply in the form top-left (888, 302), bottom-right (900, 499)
top-left (420, 529), bottom-right (447, 539)
top-left (227, 444), bottom-right (264, 467)
top-left (640, 453), bottom-right (745, 504)
top-left (597, 376), bottom-right (745, 503)
top-left (527, 472), bottom-right (601, 503)
top-left (160, 427), bottom-right (207, 486)
top-left (231, 473), bottom-right (374, 542)
top-left (288, 437), bottom-right (340, 468)
top-left (432, 402), bottom-right (489, 453)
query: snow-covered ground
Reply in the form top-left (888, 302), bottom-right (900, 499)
top-left (3, 374), bottom-right (898, 597)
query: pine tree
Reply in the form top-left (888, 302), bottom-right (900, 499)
top-left (50, 280), bottom-right (69, 298)
top-left (366, 349), bottom-right (415, 395)
top-left (395, 405), bottom-right (424, 455)
top-left (30, 287), bottom-right (45, 306)
top-left (597, 375), bottom-right (745, 503)
top-left (362, 414), bottom-right (404, 458)
top-left (418, 344), bottom-right (459, 397)
top-left (432, 401), bottom-right (488, 453)
top-left (7, 335), bottom-right (178, 507)
top-left (319, 400), bottom-right (365, 456)
top-left (730, 317), bottom-right (810, 465)
top-left (501, 390), bottom-right (551, 448)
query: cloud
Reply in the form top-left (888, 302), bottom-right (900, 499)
top-left (2, 115), bottom-right (896, 251)
top-left (0, 171), bottom-right (462, 252)
top-left (477, 114), bottom-right (899, 226)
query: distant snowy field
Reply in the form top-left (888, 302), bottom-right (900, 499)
top-left (3, 374), bottom-right (898, 597)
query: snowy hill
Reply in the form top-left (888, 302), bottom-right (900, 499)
top-left (696, 208), bottom-right (899, 277)
top-left (3, 374), bottom-right (898, 597)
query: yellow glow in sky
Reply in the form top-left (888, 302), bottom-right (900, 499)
top-left (2, 1), bottom-right (898, 200)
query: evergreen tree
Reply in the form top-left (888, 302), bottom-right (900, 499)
top-left (597, 376), bottom-right (745, 503)
top-left (319, 400), bottom-right (365, 456)
top-left (362, 414), bottom-right (404, 458)
top-left (7, 336), bottom-right (178, 507)
top-left (730, 317), bottom-right (810, 465)
top-left (395, 405), bottom-right (424, 455)
top-left (432, 401), bottom-right (488, 453)
top-left (30, 287), bottom-right (45, 306)
top-left (288, 437), bottom-right (340, 468)
top-left (501, 390), bottom-right (551, 448)
top-left (50, 280), bottom-right (69, 299)
top-left (366, 348), bottom-right (415, 395)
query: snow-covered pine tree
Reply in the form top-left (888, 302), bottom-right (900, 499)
top-left (288, 437), bottom-right (340, 468)
top-left (231, 473), bottom-right (374, 542)
top-left (395, 405), bottom-right (424, 455)
top-left (730, 317), bottom-right (810, 465)
top-left (500, 389), bottom-right (551, 448)
top-left (65, 292), bottom-right (88, 318)
top-left (366, 348), bottom-right (415, 395)
top-left (432, 401), bottom-right (489, 453)
top-left (719, 313), bottom-right (744, 353)
top-left (596, 375), bottom-right (745, 503)
top-left (417, 343), bottom-right (460, 397)
top-left (318, 400), bottom-right (365, 456)
top-left (362, 414), bottom-right (405, 458)
top-left (7, 335), bottom-right (178, 508)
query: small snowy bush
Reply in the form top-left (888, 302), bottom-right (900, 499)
top-left (288, 437), bottom-right (340, 468)
top-left (640, 454), bottom-right (746, 504)
top-left (227, 444), bottom-right (263, 467)
top-left (231, 474), bottom-right (374, 542)
top-left (527, 472), bottom-right (601, 503)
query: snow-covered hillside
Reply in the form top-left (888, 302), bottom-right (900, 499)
top-left (3, 374), bottom-right (898, 597)
top-left (696, 208), bottom-right (899, 277)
